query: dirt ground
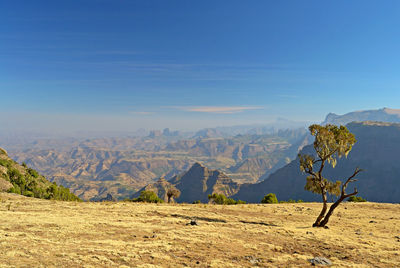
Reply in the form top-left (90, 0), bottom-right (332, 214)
top-left (0, 193), bottom-right (399, 267)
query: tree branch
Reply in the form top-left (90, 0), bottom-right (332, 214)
top-left (341, 167), bottom-right (362, 196)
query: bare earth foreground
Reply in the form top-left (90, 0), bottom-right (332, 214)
top-left (0, 193), bottom-right (399, 267)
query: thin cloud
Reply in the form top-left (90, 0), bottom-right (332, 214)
top-left (170, 106), bottom-right (264, 114)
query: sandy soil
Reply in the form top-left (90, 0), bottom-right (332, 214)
top-left (0, 193), bottom-right (399, 267)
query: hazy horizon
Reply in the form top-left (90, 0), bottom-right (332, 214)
top-left (2, 1), bottom-right (400, 134)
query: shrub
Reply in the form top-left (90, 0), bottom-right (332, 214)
top-left (348, 196), bottom-right (366, 202)
top-left (23, 190), bottom-right (34, 197)
top-left (0, 159), bottom-right (12, 168)
top-left (207, 193), bottom-right (246, 205)
top-left (132, 191), bottom-right (164, 203)
top-left (27, 168), bottom-right (39, 178)
top-left (192, 200), bottom-right (201, 204)
top-left (279, 199), bottom-right (303, 203)
top-left (261, 193), bottom-right (278, 204)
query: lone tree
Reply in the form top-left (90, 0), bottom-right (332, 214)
top-left (299, 124), bottom-right (362, 227)
top-left (166, 187), bottom-right (181, 203)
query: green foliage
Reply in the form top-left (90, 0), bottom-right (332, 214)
top-left (279, 199), bottom-right (304, 203)
top-left (3, 163), bottom-right (80, 201)
top-left (9, 185), bottom-right (21, 194)
top-left (192, 200), bottom-right (201, 204)
top-left (23, 190), bottom-right (34, 197)
top-left (132, 191), bottom-right (164, 203)
top-left (44, 183), bottom-right (80, 201)
top-left (27, 168), bottom-right (39, 178)
top-left (261, 193), bottom-right (278, 204)
top-left (348, 196), bottom-right (366, 202)
top-left (0, 159), bottom-right (12, 169)
top-left (207, 193), bottom-right (246, 205)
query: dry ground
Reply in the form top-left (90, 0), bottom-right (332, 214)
top-left (0, 193), bottom-right (399, 267)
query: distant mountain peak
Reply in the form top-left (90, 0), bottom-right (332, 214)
top-left (323, 108), bottom-right (400, 126)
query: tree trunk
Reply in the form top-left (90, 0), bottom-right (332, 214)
top-left (318, 197), bottom-right (343, 227)
top-left (313, 191), bottom-right (328, 227)
top-left (167, 195), bottom-right (171, 203)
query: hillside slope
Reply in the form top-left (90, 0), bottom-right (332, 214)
top-left (0, 148), bottom-right (79, 201)
top-left (234, 122), bottom-right (400, 203)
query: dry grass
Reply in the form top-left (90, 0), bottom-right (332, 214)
top-left (0, 193), bottom-right (399, 267)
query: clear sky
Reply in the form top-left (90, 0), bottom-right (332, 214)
top-left (1, 1), bottom-right (400, 133)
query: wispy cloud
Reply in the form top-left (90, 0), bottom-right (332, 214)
top-left (170, 106), bottom-right (264, 114)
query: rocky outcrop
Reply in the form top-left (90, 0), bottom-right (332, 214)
top-left (169, 163), bottom-right (241, 203)
top-left (132, 177), bottom-right (177, 202)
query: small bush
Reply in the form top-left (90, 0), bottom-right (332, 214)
top-left (0, 159), bottom-right (12, 169)
top-left (348, 196), bottom-right (366, 202)
top-left (23, 190), bottom-right (34, 197)
top-left (207, 193), bottom-right (246, 205)
top-left (279, 199), bottom-right (303, 203)
top-left (27, 168), bottom-right (39, 178)
top-left (261, 193), bottom-right (278, 204)
top-left (192, 200), bottom-right (201, 204)
top-left (132, 191), bottom-right (164, 203)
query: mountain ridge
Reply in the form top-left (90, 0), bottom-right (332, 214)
top-left (323, 108), bottom-right (400, 126)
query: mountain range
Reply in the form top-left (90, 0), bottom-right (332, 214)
top-left (3, 108), bottom-right (400, 203)
top-left (9, 129), bottom-right (309, 200)
top-left (133, 120), bottom-right (400, 204)
top-left (323, 108), bottom-right (400, 125)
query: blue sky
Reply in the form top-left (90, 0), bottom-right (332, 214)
top-left (1, 1), bottom-right (400, 133)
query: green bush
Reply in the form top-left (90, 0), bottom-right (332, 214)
top-left (348, 196), bottom-right (366, 202)
top-left (279, 199), bottom-right (303, 203)
top-left (261, 193), bottom-right (278, 204)
top-left (8, 185), bottom-right (21, 194)
top-left (207, 193), bottom-right (246, 205)
top-left (0, 159), bottom-right (12, 168)
top-left (27, 168), bottom-right (39, 178)
top-left (192, 200), bottom-right (201, 204)
top-left (23, 190), bottom-right (34, 197)
top-left (236, 199), bottom-right (247, 204)
top-left (132, 191), bottom-right (164, 203)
